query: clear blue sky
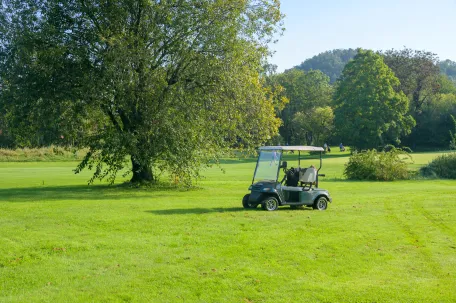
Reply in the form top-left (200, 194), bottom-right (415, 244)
top-left (270, 0), bottom-right (456, 72)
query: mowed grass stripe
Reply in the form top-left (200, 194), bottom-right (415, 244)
top-left (0, 152), bottom-right (455, 302)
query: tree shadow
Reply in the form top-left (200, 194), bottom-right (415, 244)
top-left (146, 207), bottom-right (246, 215)
top-left (0, 184), bottom-right (179, 203)
top-left (147, 206), bottom-right (313, 215)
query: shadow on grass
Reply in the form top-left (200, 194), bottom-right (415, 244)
top-left (147, 206), bottom-right (313, 215)
top-left (147, 207), bottom-right (246, 215)
top-left (0, 184), bottom-right (183, 203)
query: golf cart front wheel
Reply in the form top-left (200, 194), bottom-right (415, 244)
top-left (262, 196), bottom-right (279, 211)
top-left (242, 194), bottom-right (257, 209)
top-left (313, 196), bottom-right (328, 211)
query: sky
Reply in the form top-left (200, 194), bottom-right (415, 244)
top-left (270, 0), bottom-right (456, 72)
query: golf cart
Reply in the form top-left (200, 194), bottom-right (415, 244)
top-left (242, 146), bottom-right (332, 211)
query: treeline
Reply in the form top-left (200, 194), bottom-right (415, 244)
top-left (267, 48), bottom-right (456, 151)
top-left (1, 46), bottom-right (456, 153)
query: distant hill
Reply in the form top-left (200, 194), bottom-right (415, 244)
top-left (294, 48), bottom-right (455, 84)
top-left (293, 49), bottom-right (357, 83)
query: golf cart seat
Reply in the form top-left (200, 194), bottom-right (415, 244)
top-left (299, 167), bottom-right (317, 190)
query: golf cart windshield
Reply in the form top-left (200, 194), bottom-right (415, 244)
top-left (253, 150), bottom-right (281, 183)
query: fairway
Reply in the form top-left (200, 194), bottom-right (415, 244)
top-left (0, 152), bottom-right (455, 302)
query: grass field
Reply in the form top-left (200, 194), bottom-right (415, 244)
top-left (0, 151), bottom-right (455, 302)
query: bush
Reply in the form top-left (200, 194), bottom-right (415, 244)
top-left (420, 153), bottom-right (456, 179)
top-left (0, 146), bottom-right (86, 162)
top-left (344, 147), bottom-right (412, 181)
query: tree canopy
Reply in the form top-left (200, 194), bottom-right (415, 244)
top-left (269, 69), bottom-right (333, 145)
top-left (0, 0), bottom-right (284, 184)
top-left (334, 49), bottom-right (415, 150)
top-left (292, 106), bottom-right (334, 146)
top-left (381, 48), bottom-right (441, 117)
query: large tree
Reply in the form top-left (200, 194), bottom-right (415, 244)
top-left (381, 48), bottom-right (441, 117)
top-left (410, 93), bottom-right (456, 149)
top-left (334, 49), bottom-right (415, 150)
top-left (0, 0), bottom-right (283, 184)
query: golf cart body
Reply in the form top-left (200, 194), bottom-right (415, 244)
top-left (242, 146), bottom-right (332, 211)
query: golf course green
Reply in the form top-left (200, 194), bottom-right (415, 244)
top-left (0, 151), bottom-right (455, 302)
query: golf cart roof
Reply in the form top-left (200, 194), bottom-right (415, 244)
top-left (259, 146), bottom-right (324, 152)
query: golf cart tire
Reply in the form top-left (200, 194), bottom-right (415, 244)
top-left (313, 196), bottom-right (328, 211)
top-left (261, 196), bottom-right (279, 211)
top-left (242, 194), bottom-right (257, 209)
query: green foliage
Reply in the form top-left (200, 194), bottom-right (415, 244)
top-left (292, 106), bottom-right (334, 146)
top-left (262, 72), bottom-right (289, 117)
top-left (0, 146), bottom-right (86, 162)
top-left (334, 49), bottom-right (415, 150)
top-left (407, 93), bottom-right (456, 149)
top-left (450, 115), bottom-right (456, 150)
top-left (272, 69), bottom-right (333, 144)
top-left (373, 49), bottom-right (453, 149)
top-left (438, 74), bottom-right (456, 94)
top-left (420, 153), bottom-right (456, 179)
top-left (381, 48), bottom-right (441, 117)
top-left (344, 147), bottom-right (412, 181)
top-left (295, 48), bottom-right (357, 83)
top-left (439, 59), bottom-right (456, 84)
top-left (0, 0), bottom-right (284, 185)
top-left (266, 133), bottom-right (285, 146)
top-left (0, 118), bottom-right (14, 148)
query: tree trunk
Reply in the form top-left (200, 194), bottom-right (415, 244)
top-left (130, 155), bottom-right (153, 183)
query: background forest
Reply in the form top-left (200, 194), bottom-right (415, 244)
top-left (3, 47), bottom-right (455, 152)
top-left (269, 48), bottom-right (456, 151)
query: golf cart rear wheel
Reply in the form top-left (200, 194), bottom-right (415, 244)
top-left (261, 196), bottom-right (279, 211)
top-left (313, 196), bottom-right (328, 211)
top-left (242, 194), bottom-right (257, 209)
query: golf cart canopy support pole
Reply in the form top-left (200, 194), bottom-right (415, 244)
top-left (276, 151), bottom-right (283, 183)
top-left (316, 151), bottom-right (323, 188)
top-left (318, 151), bottom-right (322, 171)
top-left (251, 151), bottom-right (261, 185)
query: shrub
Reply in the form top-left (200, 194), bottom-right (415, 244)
top-left (0, 146), bottom-right (86, 162)
top-left (0, 149), bottom-right (18, 157)
top-left (420, 153), bottom-right (456, 179)
top-left (344, 146), bottom-right (412, 181)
